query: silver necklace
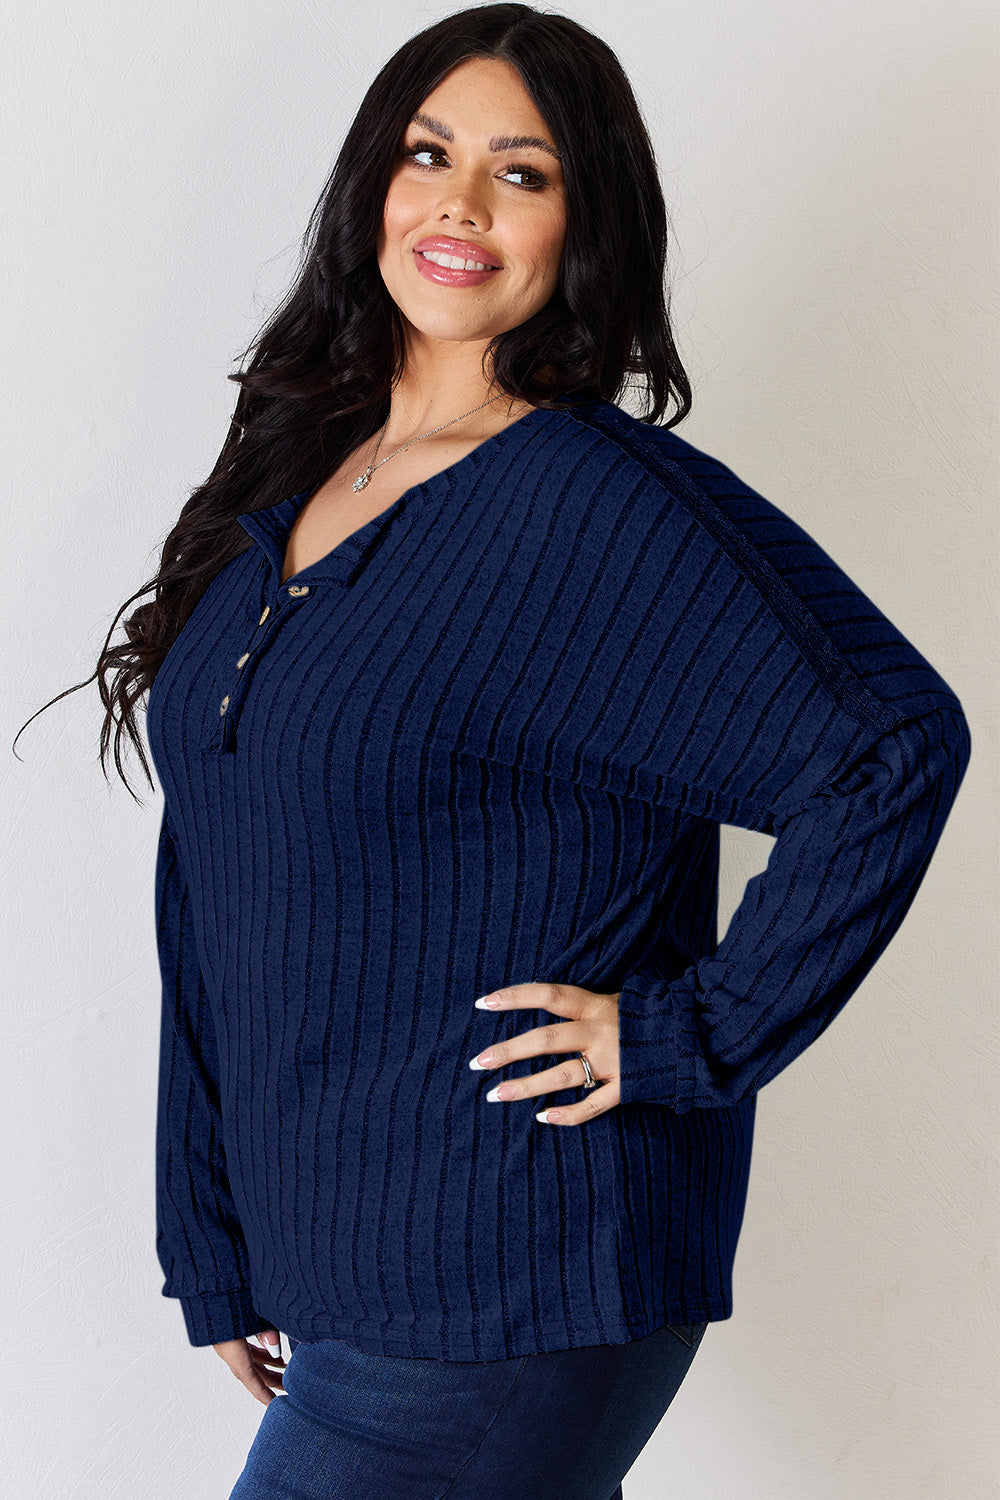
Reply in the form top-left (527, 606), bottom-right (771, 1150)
top-left (353, 393), bottom-right (506, 492)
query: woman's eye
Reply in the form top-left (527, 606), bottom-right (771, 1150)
top-left (502, 164), bottom-right (547, 189)
top-left (400, 142), bottom-right (548, 190)
top-left (403, 145), bottom-right (448, 170)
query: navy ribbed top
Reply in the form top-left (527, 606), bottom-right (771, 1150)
top-left (146, 397), bottom-right (970, 1357)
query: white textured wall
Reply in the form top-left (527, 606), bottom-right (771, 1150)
top-left (5, 2), bottom-right (997, 1496)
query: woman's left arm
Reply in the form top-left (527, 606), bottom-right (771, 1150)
top-left (465, 428), bottom-right (974, 1124)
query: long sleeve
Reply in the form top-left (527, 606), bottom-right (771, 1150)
top-left (153, 806), bottom-right (265, 1346)
top-left (616, 702), bottom-right (971, 1112)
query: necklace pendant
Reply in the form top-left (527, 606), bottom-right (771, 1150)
top-left (351, 393), bottom-right (502, 497)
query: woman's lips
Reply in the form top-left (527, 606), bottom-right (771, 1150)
top-left (413, 249), bottom-right (502, 287)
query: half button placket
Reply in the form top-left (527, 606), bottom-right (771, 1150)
top-left (204, 487), bottom-right (398, 754)
top-left (205, 578), bottom-right (317, 754)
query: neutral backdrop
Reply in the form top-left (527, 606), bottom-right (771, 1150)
top-left (5, 2), bottom-right (997, 1496)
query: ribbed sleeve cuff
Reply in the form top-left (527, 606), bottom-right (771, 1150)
top-left (616, 967), bottom-right (692, 1112)
top-left (174, 1286), bottom-right (266, 1347)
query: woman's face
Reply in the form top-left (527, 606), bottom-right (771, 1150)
top-left (377, 57), bottom-right (567, 355)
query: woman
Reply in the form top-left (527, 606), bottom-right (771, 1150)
top-left (24, 5), bottom-right (969, 1497)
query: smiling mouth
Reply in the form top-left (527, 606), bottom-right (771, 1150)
top-left (416, 248), bottom-right (501, 272)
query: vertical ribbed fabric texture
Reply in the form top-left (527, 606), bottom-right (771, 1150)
top-left (146, 397), bottom-right (970, 1356)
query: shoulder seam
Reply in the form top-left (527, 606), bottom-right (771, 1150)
top-left (562, 402), bottom-right (902, 734)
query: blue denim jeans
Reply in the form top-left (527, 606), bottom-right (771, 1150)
top-left (228, 1318), bottom-right (709, 1499)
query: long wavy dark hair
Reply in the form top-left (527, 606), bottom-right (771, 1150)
top-left (14, 1), bottom-right (692, 800)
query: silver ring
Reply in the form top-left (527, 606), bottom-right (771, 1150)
top-left (578, 1052), bottom-right (598, 1089)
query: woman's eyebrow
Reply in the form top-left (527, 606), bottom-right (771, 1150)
top-left (409, 111), bottom-right (562, 164)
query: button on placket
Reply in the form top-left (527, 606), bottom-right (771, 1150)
top-left (212, 583), bottom-right (312, 752)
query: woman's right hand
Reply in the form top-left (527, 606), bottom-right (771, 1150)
top-left (213, 1329), bottom-right (286, 1405)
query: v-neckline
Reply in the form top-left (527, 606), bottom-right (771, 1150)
top-left (236, 403), bottom-right (556, 592)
